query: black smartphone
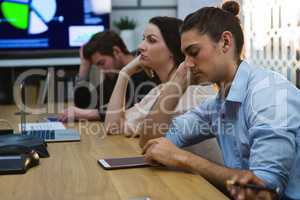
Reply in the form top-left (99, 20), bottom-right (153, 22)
top-left (98, 156), bottom-right (149, 170)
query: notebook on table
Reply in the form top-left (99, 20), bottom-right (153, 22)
top-left (18, 122), bottom-right (80, 143)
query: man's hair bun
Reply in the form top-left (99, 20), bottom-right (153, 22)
top-left (222, 1), bottom-right (240, 16)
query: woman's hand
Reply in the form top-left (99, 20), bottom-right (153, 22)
top-left (121, 55), bottom-right (142, 76)
top-left (173, 61), bottom-right (197, 86)
top-left (174, 61), bottom-right (188, 82)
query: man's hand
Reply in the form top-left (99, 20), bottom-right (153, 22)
top-left (226, 171), bottom-right (276, 200)
top-left (80, 46), bottom-right (91, 67)
top-left (58, 106), bottom-right (84, 122)
top-left (142, 137), bottom-right (187, 168)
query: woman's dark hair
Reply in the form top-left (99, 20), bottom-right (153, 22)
top-left (149, 16), bottom-right (185, 68)
top-left (83, 30), bottom-right (130, 60)
top-left (181, 1), bottom-right (244, 60)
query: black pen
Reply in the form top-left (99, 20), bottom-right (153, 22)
top-left (226, 180), bottom-right (280, 194)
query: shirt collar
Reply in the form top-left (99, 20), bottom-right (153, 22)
top-left (224, 61), bottom-right (252, 103)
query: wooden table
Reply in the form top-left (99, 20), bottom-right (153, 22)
top-left (0, 105), bottom-right (229, 200)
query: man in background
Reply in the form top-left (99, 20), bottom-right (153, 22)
top-left (59, 31), bottom-right (158, 122)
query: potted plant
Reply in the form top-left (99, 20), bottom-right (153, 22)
top-left (113, 16), bottom-right (137, 51)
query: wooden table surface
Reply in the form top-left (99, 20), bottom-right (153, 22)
top-left (0, 105), bottom-right (229, 200)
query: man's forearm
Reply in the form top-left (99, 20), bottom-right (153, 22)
top-left (82, 109), bottom-right (101, 120)
top-left (178, 150), bottom-right (243, 193)
top-left (78, 63), bottom-right (91, 79)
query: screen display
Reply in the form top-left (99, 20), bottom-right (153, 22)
top-left (98, 156), bottom-right (149, 170)
top-left (105, 157), bottom-right (148, 167)
top-left (0, 0), bottom-right (110, 52)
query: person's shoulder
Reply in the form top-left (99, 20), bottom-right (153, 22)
top-left (244, 63), bottom-right (300, 108)
top-left (244, 62), bottom-right (293, 92)
top-left (132, 70), bottom-right (160, 84)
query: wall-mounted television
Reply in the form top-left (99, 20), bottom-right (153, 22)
top-left (0, 0), bottom-right (111, 59)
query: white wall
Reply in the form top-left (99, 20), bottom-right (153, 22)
top-left (111, 0), bottom-right (223, 49)
top-left (111, 0), bottom-right (177, 49)
top-left (177, 0), bottom-right (222, 19)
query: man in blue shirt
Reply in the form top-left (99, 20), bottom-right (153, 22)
top-left (142, 2), bottom-right (300, 200)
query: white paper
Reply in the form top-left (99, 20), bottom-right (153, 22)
top-left (19, 122), bottom-right (66, 131)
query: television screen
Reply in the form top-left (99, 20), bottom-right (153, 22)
top-left (0, 0), bottom-right (110, 58)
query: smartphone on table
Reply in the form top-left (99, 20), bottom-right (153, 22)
top-left (98, 156), bottom-right (149, 170)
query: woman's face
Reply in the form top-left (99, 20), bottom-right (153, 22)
top-left (181, 29), bottom-right (228, 84)
top-left (138, 23), bottom-right (173, 70)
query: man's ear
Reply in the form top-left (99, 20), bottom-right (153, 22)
top-left (220, 31), bottom-right (233, 53)
top-left (112, 46), bottom-right (122, 57)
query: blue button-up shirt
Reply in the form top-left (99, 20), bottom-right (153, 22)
top-left (165, 61), bottom-right (300, 199)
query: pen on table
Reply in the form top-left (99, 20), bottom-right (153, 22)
top-left (226, 180), bottom-right (280, 194)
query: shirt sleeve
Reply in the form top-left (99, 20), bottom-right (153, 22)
top-left (124, 85), bottom-right (162, 132)
top-left (246, 79), bottom-right (299, 195)
top-left (165, 99), bottom-right (215, 147)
